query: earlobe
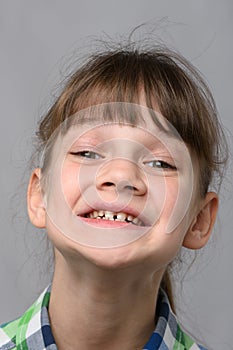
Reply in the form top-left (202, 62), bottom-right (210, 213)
top-left (183, 192), bottom-right (218, 250)
top-left (27, 168), bottom-right (46, 228)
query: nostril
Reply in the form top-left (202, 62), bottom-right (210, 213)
top-left (116, 180), bottom-right (137, 192)
top-left (124, 185), bottom-right (137, 191)
top-left (103, 182), bottom-right (115, 187)
top-left (102, 181), bottom-right (136, 191)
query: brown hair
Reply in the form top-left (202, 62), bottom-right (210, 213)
top-left (36, 41), bottom-right (228, 309)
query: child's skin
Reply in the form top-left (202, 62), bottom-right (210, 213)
top-left (27, 102), bottom-right (218, 350)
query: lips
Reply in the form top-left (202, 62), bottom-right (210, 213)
top-left (77, 203), bottom-right (150, 227)
top-left (81, 209), bottom-right (144, 226)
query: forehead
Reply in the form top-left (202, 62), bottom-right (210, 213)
top-left (62, 102), bottom-right (181, 142)
top-left (69, 122), bottom-right (181, 153)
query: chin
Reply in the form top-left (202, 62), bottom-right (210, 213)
top-left (75, 242), bottom-right (142, 271)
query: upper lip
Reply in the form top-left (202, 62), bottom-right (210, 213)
top-left (76, 202), bottom-right (151, 227)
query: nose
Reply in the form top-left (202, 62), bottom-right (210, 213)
top-left (96, 159), bottom-right (147, 196)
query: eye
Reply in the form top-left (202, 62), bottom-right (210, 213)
top-left (69, 150), bottom-right (102, 160)
top-left (145, 160), bottom-right (177, 170)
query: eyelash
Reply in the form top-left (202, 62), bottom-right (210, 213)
top-left (145, 160), bottom-right (177, 170)
top-left (69, 150), bottom-right (102, 160)
top-left (69, 150), bottom-right (177, 170)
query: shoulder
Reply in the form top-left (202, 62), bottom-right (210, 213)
top-left (144, 289), bottom-right (208, 350)
top-left (174, 324), bottom-right (208, 350)
top-left (145, 317), bottom-right (208, 350)
top-left (0, 286), bottom-right (51, 350)
top-left (0, 318), bottom-right (19, 350)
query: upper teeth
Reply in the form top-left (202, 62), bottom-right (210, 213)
top-left (84, 210), bottom-right (143, 226)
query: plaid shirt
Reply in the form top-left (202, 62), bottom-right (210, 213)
top-left (0, 286), bottom-right (207, 350)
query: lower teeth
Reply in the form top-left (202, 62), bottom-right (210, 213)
top-left (97, 216), bottom-right (130, 223)
top-left (87, 216), bottom-right (134, 224)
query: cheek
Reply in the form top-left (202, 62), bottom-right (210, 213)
top-left (150, 176), bottom-right (179, 220)
top-left (147, 173), bottom-right (194, 239)
top-left (161, 174), bottom-right (195, 234)
top-left (61, 162), bottom-right (82, 208)
top-left (163, 177), bottom-right (179, 215)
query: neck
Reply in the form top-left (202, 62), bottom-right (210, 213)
top-left (49, 251), bottom-right (164, 350)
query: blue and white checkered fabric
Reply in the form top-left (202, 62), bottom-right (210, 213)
top-left (0, 286), bottom-right (207, 350)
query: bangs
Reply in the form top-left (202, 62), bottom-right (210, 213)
top-left (61, 102), bottom-right (171, 138)
top-left (61, 50), bottom-right (212, 152)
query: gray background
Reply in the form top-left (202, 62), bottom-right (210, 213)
top-left (0, 1), bottom-right (232, 349)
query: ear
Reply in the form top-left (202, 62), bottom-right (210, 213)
top-left (182, 192), bottom-right (218, 250)
top-left (27, 168), bottom-right (46, 228)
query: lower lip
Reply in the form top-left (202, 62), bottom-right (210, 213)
top-left (78, 216), bottom-right (137, 228)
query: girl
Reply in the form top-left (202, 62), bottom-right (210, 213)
top-left (0, 40), bottom-right (227, 350)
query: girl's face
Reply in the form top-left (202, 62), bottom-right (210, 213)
top-left (38, 103), bottom-right (204, 271)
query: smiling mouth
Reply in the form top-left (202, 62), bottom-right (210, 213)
top-left (80, 210), bottom-right (145, 226)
